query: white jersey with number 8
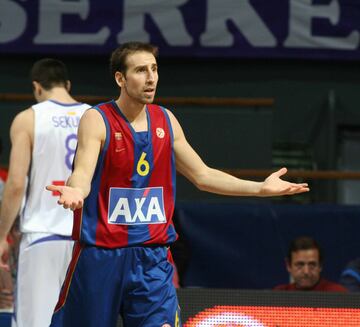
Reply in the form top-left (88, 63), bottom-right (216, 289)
top-left (20, 100), bottom-right (90, 235)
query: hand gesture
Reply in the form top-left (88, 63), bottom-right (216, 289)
top-left (260, 168), bottom-right (309, 196)
top-left (46, 185), bottom-right (84, 210)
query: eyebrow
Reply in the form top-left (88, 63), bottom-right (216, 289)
top-left (294, 261), bottom-right (318, 265)
top-left (134, 63), bottom-right (157, 70)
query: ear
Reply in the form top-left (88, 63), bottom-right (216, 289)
top-left (32, 81), bottom-right (42, 96)
top-left (66, 80), bottom-right (71, 92)
top-left (115, 71), bottom-right (125, 88)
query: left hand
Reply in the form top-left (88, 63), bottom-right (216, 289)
top-left (260, 167), bottom-right (310, 196)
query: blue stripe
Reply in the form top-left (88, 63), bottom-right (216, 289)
top-left (48, 100), bottom-right (86, 107)
top-left (111, 101), bottom-right (153, 244)
top-left (128, 108), bottom-right (153, 244)
top-left (29, 235), bottom-right (72, 247)
top-left (341, 268), bottom-right (360, 282)
top-left (81, 105), bottom-right (111, 244)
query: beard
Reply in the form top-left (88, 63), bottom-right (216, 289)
top-left (123, 84), bottom-right (156, 105)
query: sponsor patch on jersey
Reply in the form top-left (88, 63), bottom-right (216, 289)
top-left (108, 187), bottom-right (166, 225)
top-left (115, 132), bottom-right (122, 140)
top-left (156, 127), bottom-right (165, 138)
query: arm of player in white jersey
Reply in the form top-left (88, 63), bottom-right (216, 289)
top-left (0, 109), bottom-right (33, 268)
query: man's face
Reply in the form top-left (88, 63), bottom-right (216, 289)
top-left (286, 249), bottom-right (322, 290)
top-left (120, 51), bottom-right (158, 104)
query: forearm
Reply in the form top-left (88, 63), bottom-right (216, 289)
top-left (193, 167), bottom-right (264, 196)
top-left (66, 171), bottom-right (91, 199)
top-left (0, 180), bottom-right (25, 241)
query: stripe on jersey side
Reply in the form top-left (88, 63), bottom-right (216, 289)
top-left (54, 242), bottom-right (83, 312)
top-left (160, 106), bottom-right (177, 242)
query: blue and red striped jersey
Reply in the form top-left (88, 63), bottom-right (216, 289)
top-left (73, 100), bottom-right (177, 248)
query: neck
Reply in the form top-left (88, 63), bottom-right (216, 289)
top-left (116, 96), bottom-right (146, 122)
top-left (40, 87), bottom-right (77, 104)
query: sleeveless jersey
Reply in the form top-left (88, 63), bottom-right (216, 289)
top-left (21, 100), bottom-right (90, 235)
top-left (72, 100), bottom-right (177, 248)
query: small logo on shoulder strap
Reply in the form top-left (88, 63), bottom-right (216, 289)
top-left (156, 127), bottom-right (165, 138)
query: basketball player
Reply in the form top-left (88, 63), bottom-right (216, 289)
top-left (47, 42), bottom-right (309, 327)
top-left (0, 58), bottom-right (91, 327)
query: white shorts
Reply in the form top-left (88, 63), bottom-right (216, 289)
top-left (12, 233), bottom-right (73, 327)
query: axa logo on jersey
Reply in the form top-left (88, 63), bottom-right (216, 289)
top-left (108, 187), bottom-right (166, 225)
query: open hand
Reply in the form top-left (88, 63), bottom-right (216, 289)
top-left (260, 168), bottom-right (310, 196)
top-left (46, 185), bottom-right (84, 210)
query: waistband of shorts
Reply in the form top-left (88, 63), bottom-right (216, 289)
top-left (79, 242), bottom-right (171, 250)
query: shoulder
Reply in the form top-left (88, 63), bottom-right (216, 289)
top-left (80, 108), bottom-right (106, 131)
top-left (77, 108), bottom-right (106, 141)
top-left (11, 108), bottom-right (34, 132)
top-left (8, 108), bottom-right (34, 147)
top-left (160, 107), bottom-right (180, 130)
top-left (317, 279), bottom-right (348, 292)
top-left (83, 107), bottom-right (103, 118)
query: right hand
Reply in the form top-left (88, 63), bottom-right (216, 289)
top-left (46, 185), bottom-right (84, 210)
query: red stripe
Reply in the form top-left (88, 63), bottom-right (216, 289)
top-left (95, 103), bottom-right (133, 247)
top-left (54, 242), bottom-right (83, 312)
top-left (143, 188), bottom-right (150, 197)
top-left (72, 208), bottom-right (83, 240)
top-left (167, 249), bottom-right (180, 288)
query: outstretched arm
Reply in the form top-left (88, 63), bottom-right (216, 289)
top-left (0, 109), bottom-right (33, 268)
top-left (46, 109), bottom-right (105, 210)
top-left (168, 110), bottom-right (309, 197)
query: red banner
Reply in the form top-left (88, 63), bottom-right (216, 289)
top-left (185, 305), bottom-right (360, 327)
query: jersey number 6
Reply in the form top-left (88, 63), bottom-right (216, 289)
top-left (136, 152), bottom-right (150, 176)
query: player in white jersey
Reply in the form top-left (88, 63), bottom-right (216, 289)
top-left (0, 58), bottom-right (90, 327)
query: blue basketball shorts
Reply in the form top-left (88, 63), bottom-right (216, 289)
top-left (50, 242), bottom-right (181, 327)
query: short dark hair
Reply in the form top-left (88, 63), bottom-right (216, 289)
top-left (30, 58), bottom-right (69, 90)
top-left (110, 42), bottom-right (158, 77)
top-left (287, 236), bottom-right (323, 264)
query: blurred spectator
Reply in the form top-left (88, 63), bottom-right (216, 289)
top-left (274, 236), bottom-right (347, 292)
top-left (339, 258), bottom-right (360, 292)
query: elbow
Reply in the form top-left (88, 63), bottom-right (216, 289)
top-left (192, 172), bottom-right (210, 192)
top-left (195, 180), bottom-right (207, 192)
